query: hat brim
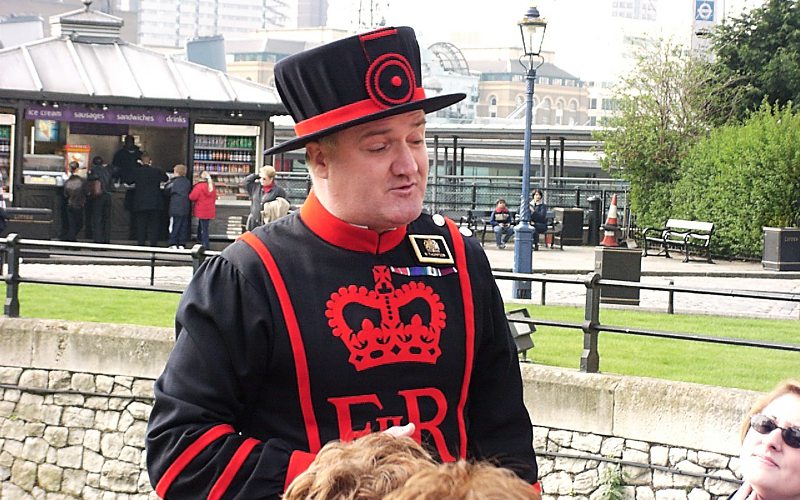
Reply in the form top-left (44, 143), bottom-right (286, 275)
top-left (265, 92), bottom-right (466, 156)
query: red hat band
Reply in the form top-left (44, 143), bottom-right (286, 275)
top-left (294, 88), bottom-right (427, 137)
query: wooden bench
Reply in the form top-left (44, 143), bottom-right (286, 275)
top-left (642, 219), bottom-right (714, 262)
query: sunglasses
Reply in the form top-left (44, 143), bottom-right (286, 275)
top-left (750, 413), bottom-right (800, 449)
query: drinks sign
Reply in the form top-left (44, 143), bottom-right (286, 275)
top-left (25, 105), bottom-right (189, 128)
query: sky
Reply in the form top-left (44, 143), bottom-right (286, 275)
top-left (326, 0), bottom-right (765, 81)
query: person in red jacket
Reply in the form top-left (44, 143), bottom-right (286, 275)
top-left (188, 170), bottom-right (216, 249)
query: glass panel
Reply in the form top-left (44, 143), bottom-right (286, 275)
top-left (0, 52), bottom-right (37, 90)
top-left (28, 42), bottom-right (85, 94)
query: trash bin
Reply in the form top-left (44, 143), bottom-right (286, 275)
top-left (554, 207), bottom-right (584, 245)
top-left (595, 246), bottom-right (642, 305)
top-left (586, 196), bottom-right (602, 247)
top-left (762, 227), bottom-right (800, 271)
top-left (1, 207), bottom-right (54, 240)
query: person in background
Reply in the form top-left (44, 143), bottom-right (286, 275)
top-left (86, 155), bottom-right (113, 244)
top-left (130, 152), bottom-right (167, 247)
top-left (63, 161), bottom-right (87, 242)
top-left (730, 379), bottom-right (800, 500)
top-left (244, 165), bottom-right (289, 230)
top-left (489, 197), bottom-right (514, 249)
top-left (529, 188), bottom-right (548, 251)
top-left (188, 170), bottom-right (216, 249)
top-left (146, 26), bottom-right (539, 500)
top-left (112, 135), bottom-right (142, 240)
top-left (164, 164), bottom-right (191, 249)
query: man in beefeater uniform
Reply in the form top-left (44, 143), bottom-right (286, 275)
top-left (145, 26), bottom-right (540, 499)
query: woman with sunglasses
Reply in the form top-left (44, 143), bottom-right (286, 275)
top-left (732, 379), bottom-right (800, 500)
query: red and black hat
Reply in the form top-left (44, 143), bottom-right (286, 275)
top-left (265, 26), bottom-right (466, 155)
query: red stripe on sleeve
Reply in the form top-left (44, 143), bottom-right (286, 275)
top-left (155, 424), bottom-right (235, 498)
top-left (445, 219), bottom-right (475, 459)
top-left (240, 232), bottom-right (322, 452)
top-left (206, 437), bottom-right (260, 500)
top-left (283, 450), bottom-right (317, 492)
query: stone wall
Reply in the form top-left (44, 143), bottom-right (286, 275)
top-left (0, 318), bottom-right (763, 499)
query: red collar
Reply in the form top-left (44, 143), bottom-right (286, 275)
top-left (299, 191), bottom-right (407, 254)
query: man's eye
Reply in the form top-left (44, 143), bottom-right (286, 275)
top-left (367, 144), bottom-right (387, 152)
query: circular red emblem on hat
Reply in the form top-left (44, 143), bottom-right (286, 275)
top-left (365, 53), bottom-right (416, 109)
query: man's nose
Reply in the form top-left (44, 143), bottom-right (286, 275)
top-left (391, 143), bottom-right (420, 175)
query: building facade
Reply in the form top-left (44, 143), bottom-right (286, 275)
top-left (133, 0), bottom-right (293, 48)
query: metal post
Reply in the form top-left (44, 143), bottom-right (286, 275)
top-left (150, 253), bottom-right (156, 286)
top-left (4, 233), bottom-right (20, 317)
top-left (512, 63), bottom-right (537, 300)
top-left (580, 272), bottom-right (601, 373)
top-left (191, 244), bottom-right (207, 274)
top-left (470, 184), bottom-right (477, 209)
top-left (667, 279), bottom-right (675, 314)
top-left (540, 280), bottom-right (546, 306)
top-left (544, 136), bottom-right (551, 201)
top-left (432, 135), bottom-right (439, 212)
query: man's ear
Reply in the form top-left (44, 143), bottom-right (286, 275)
top-left (305, 141), bottom-right (329, 180)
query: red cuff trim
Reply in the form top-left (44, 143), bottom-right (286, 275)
top-left (283, 450), bottom-right (317, 492)
top-left (207, 437), bottom-right (260, 500)
top-left (533, 481), bottom-right (542, 493)
top-left (294, 88), bottom-right (426, 137)
top-left (155, 424), bottom-right (235, 498)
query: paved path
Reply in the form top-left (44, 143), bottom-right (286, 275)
top-left (17, 243), bottom-right (800, 320)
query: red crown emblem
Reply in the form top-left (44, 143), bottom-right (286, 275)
top-left (325, 266), bottom-right (446, 371)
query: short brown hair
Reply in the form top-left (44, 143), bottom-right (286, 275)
top-left (173, 164), bottom-right (187, 176)
top-left (283, 433), bottom-right (437, 500)
top-left (385, 460), bottom-right (536, 500)
top-left (740, 379), bottom-right (800, 442)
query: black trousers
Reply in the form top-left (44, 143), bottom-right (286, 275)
top-left (135, 209), bottom-right (161, 246)
top-left (65, 207), bottom-right (84, 241)
top-left (91, 194), bottom-right (112, 244)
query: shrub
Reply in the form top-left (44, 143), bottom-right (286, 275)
top-left (671, 103), bottom-right (800, 257)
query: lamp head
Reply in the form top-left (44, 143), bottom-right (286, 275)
top-left (519, 5), bottom-right (548, 57)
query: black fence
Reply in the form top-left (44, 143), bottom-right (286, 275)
top-left (3, 235), bottom-right (797, 374)
top-left (276, 171), bottom-right (631, 229)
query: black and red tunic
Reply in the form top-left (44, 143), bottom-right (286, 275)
top-left (146, 192), bottom-right (538, 499)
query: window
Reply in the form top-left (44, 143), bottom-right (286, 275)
top-left (488, 95), bottom-right (498, 118)
top-left (589, 98), bottom-right (597, 109)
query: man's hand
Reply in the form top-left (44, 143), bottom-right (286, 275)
top-left (383, 422), bottom-right (415, 438)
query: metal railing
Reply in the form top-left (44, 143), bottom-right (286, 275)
top-left (500, 271), bottom-right (800, 373)
top-left (3, 235), bottom-right (798, 374)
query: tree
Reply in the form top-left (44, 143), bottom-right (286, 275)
top-left (594, 40), bottom-right (715, 228)
top-left (710, 0), bottom-right (800, 123)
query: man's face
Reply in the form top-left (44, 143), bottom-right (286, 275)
top-left (306, 110), bottom-right (429, 232)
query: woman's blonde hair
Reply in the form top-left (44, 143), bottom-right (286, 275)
top-left (740, 379), bottom-right (800, 442)
top-left (259, 165), bottom-right (276, 179)
top-left (173, 164), bottom-right (187, 176)
top-left (283, 433), bottom-right (436, 500)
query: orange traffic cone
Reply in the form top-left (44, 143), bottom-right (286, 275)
top-left (600, 194), bottom-right (620, 247)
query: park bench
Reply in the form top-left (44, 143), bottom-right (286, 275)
top-left (642, 218), bottom-right (714, 263)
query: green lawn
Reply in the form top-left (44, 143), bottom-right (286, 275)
top-left (1, 283), bottom-right (796, 392)
top-left (7, 284), bottom-right (181, 328)
top-left (510, 303), bottom-right (799, 392)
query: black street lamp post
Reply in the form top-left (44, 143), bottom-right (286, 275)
top-left (512, 5), bottom-right (547, 299)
